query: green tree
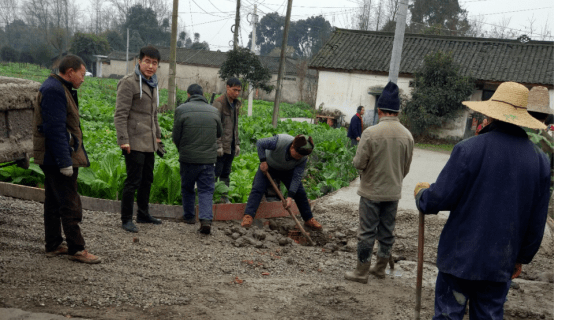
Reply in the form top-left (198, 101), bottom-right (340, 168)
top-left (251, 13), bottom-right (333, 58)
top-left (122, 4), bottom-right (166, 46)
top-left (103, 30), bottom-right (125, 51)
top-left (402, 51), bottom-right (474, 136)
top-left (408, 0), bottom-right (471, 36)
top-left (69, 32), bottom-right (110, 72)
top-left (1, 46), bottom-right (19, 62)
top-left (219, 48), bottom-right (274, 94)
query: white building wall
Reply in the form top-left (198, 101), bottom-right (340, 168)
top-left (315, 70), bottom-right (413, 126)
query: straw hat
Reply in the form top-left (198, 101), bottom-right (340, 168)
top-left (527, 86), bottom-right (553, 115)
top-left (462, 82), bottom-right (546, 130)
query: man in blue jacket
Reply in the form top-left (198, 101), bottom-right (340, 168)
top-left (173, 84), bottom-right (222, 234)
top-left (347, 106), bottom-right (364, 145)
top-left (414, 82), bottom-right (550, 319)
top-left (33, 54), bottom-right (101, 264)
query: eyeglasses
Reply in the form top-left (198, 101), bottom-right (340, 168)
top-left (141, 60), bottom-right (159, 67)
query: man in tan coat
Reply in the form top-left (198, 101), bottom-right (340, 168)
top-left (212, 78), bottom-right (242, 203)
top-left (344, 81), bottom-right (414, 284)
top-left (114, 46), bottom-right (163, 233)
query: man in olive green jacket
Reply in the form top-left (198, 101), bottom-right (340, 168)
top-left (345, 81), bottom-right (414, 284)
top-left (212, 78), bottom-right (242, 203)
top-left (173, 84), bottom-right (222, 234)
top-left (114, 46), bottom-right (163, 233)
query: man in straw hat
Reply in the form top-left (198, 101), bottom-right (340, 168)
top-left (414, 82), bottom-right (551, 319)
top-left (525, 86), bottom-right (554, 169)
top-left (344, 81), bottom-right (414, 284)
top-left (240, 134), bottom-right (323, 230)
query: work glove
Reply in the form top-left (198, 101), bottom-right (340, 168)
top-left (235, 145), bottom-right (240, 157)
top-left (512, 263), bottom-right (522, 279)
top-left (156, 141), bottom-right (166, 158)
top-left (414, 182), bottom-right (430, 197)
top-left (60, 166), bottom-right (73, 177)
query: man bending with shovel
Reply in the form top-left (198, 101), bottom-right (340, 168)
top-left (414, 82), bottom-right (551, 319)
top-left (241, 134), bottom-right (323, 231)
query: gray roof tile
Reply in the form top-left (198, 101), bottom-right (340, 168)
top-left (309, 28), bottom-right (554, 85)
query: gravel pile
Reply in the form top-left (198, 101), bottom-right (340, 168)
top-left (0, 194), bottom-right (554, 320)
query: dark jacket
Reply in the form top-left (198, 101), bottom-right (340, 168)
top-left (33, 74), bottom-right (89, 168)
top-left (114, 72), bottom-right (161, 153)
top-left (347, 114), bottom-right (362, 140)
top-left (212, 93), bottom-right (241, 154)
top-left (172, 95), bottom-right (222, 164)
top-left (416, 121), bottom-right (551, 282)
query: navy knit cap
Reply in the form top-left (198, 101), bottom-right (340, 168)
top-left (377, 81), bottom-right (400, 112)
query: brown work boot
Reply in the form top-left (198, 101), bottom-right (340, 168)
top-left (369, 256), bottom-right (390, 279)
top-left (46, 244), bottom-right (68, 258)
top-left (304, 217), bottom-right (323, 231)
top-left (241, 215), bottom-right (253, 228)
top-left (344, 261), bottom-right (371, 284)
top-left (68, 250), bottom-right (102, 264)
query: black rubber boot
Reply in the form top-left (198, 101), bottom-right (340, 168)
top-left (122, 220), bottom-right (138, 233)
top-left (199, 219), bottom-right (212, 234)
top-left (136, 214), bottom-right (162, 225)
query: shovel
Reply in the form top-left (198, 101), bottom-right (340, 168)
top-left (264, 171), bottom-right (315, 246)
top-left (415, 210), bottom-right (425, 320)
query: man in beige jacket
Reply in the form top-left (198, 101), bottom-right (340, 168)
top-left (344, 81), bottom-right (414, 284)
top-left (114, 46), bottom-right (163, 233)
top-left (212, 78), bottom-right (242, 203)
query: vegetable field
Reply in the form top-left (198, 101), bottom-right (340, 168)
top-left (0, 63), bottom-right (357, 205)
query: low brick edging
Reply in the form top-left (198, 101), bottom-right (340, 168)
top-left (0, 181), bottom-right (293, 221)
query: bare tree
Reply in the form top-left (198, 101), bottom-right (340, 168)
top-left (0, 0), bottom-right (18, 28)
top-left (90, 0), bottom-right (104, 34)
top-left (487, 16), bottom-right (518, 39)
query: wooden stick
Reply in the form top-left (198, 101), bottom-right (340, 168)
top-left (264, 171), bottom-right (315, 246)
top-left (415, 210), bottom-right (425, 320)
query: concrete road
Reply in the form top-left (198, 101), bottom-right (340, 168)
top-left (323, 147), bottom-right (451, 212)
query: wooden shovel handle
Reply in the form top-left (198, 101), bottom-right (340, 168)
top-left (264, 171), bottom-right (315, 246)
top-left (415, 211), bottom-right (425, 320)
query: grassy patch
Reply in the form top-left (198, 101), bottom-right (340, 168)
top-left (415, 143), bottom-right (454, 153)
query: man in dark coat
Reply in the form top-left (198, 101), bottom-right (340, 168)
top-left (33, 54), bottom-right (101, 264)
top-left (347, 106), bottom-right (364, 145)
top-left (240, 134), bottom-right (323, 231)
top-left (172, 84), bottom-right (222, 234)
top-left (414, 82), bottom-right (551, 320)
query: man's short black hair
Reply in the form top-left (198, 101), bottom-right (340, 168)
top-left (58, 54), bottom-right (85, 75)
top-left (139, 46), bottom-right (161, 62)
top-left (226, 78), bottom-right (242, 87)
top-left (187, 83), bottom-right (203, 96)
top-left (528, 111), bottom-right (549, 123)
top-left (357, 106), bottom-right (364, 113)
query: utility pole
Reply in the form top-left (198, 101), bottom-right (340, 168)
top-left (247, 4), bottom-right (258, 116)
top-left (233, 0), bottom-right (241, 49)
top-left (388, 0), bottom-right (408, 84)
top-left (126, 28), bottom-right (130, 74)
top-left (272, 0), bottom-right (293, 128)
top-left (168, 0), bottom-right (179, 110)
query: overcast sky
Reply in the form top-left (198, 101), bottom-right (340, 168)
top-left (77, 0), bottom-right (555, 51)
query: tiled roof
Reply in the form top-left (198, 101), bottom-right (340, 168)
top-left (108, 47), bottom-right (298, 75)
top-left (309, 28), bottom-right (554, 85)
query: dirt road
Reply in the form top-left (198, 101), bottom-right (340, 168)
top-left (0, 148), bottom-right (554, 319)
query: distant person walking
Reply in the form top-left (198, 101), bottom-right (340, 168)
top-left (213, 78), bottom-right (242, 204)
top-left (344, 82), bottom-right (414, 284)
top-left (33, 54), bottom-right (101, 264)
top-left (172, 84), bottom-right (222, 234)
top-left (114, 46), bottom-right (163, 233)
top-left (347, 106), bottom-right (365, 145)
top-left (414, 82), bottom-right (550, 319)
